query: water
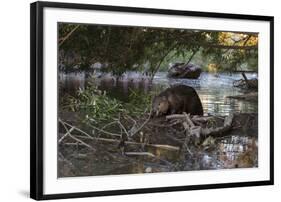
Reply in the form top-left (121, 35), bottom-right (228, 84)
top-left (59, 71), bottom-right (258, 116)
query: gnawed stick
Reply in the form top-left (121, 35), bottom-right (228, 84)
top-left (150, 144), bottom-right (180, 151)
top-left (125, 152), bottom-right (155, 157)
top-left (166, 114), bottom-right (187, 120)
top-left (67, 134), bottom-right (180, 152)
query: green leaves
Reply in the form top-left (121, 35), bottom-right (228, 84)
top-left (60, 82), bottom-right (155, 124)
top-left (59, 23), bottom-right (258, 74)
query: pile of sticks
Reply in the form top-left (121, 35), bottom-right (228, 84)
top-left (166, 112), bottom-right (234, 147)
top-left (59, 111), bottom-right (234, 156)
top-left (58, 118), bottom-right (180, 154)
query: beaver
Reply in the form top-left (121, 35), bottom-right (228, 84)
top-left (152, 85), bottom-right (203, 117)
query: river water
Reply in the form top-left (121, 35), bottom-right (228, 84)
top-left (60, 71), bottom-right (258, 116)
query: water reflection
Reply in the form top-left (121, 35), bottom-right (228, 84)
top-left (216, 136), bottom-right (258, 168)
top-left (59, 71), bottom-right (258, 116)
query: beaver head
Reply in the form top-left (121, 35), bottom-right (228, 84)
top-left (152, 96), bottom-right (169, 117)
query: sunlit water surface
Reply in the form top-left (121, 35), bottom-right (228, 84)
top-left (60, 71), bottom-right (258, 116)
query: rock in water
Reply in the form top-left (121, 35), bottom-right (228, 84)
top-left (168, 63), bottom-right (202, 79)
top-left (152, 85), bottom-right (203, 117)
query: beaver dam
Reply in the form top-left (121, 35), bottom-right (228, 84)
top-left (58, 73), bottom-right (258, 177)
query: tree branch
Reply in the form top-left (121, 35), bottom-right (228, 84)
top-left (59, 25), bottom-right (80, 47)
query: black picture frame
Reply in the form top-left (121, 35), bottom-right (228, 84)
top-left (30, 1), bottom-right (274, 200)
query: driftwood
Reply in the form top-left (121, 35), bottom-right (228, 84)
top-left (166, 113), bottom-right (234, 141)
top-left (125, 152), bottom-right (156, 157)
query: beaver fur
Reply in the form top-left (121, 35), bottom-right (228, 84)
top-left (152, 85), bottom-right (203, 116)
